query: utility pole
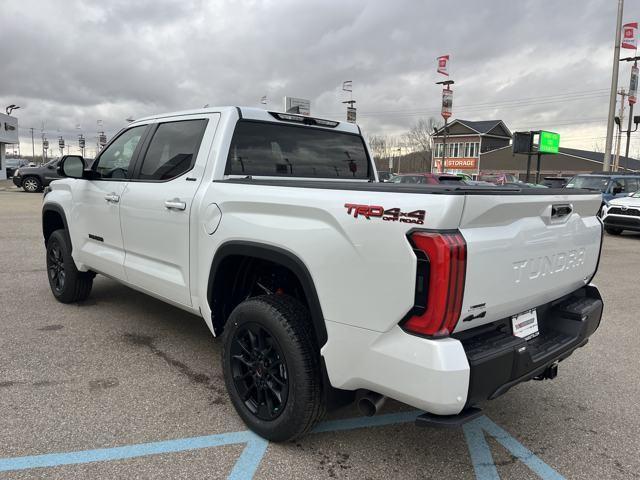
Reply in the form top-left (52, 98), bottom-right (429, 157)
top-left (604, 0), bottom-right (625, 171)
top-left (615, 88), bottom-right (627, 171)
top-left (436, 80), bottom-right (454, 173)
top-left (30, 127), bottom-right (35, 160)
top-left (622, 56), bottom-right (640, 170)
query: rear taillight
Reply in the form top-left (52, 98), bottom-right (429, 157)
top-left (402, 231), bottom-right (466, 338)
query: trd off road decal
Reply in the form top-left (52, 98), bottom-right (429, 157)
top-left (344, 203), bottom-right (425, 224)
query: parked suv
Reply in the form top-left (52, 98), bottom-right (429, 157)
top-left (566, 173), bottom-right (640, 205)
top-left (5, 158), bottom-right (29, 178)
top-left (12, 156), bottom-right (83, 192)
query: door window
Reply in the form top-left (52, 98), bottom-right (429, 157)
top-left (624, 178), bottom-right (639, 193)
top-left (95, 126), bottom-right (146, 179)
top-left (137, 120), bottom-right (208, 181)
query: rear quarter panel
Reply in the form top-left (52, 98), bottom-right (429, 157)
top-left (196, 182), bottom-right (466, 333)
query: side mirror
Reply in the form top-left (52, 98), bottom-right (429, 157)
top-left (57, 156), bottom-right (85, 179)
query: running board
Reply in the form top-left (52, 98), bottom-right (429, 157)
top-left (415, 407), bottom-right (483, 428)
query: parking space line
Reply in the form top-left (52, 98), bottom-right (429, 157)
top-left (463, 416), bottom-right (565, 480)
top-left (0, 412), bottom-right (565, 480)
top-left (0, 430), bottom-right (265, 476)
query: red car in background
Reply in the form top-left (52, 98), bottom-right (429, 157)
top-left (476, 172), bottom-right (519, 185)
top-left (391, 173), bottom-right (465, 185)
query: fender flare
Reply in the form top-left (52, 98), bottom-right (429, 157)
top-left (207, 241), bottom-right (328, 346)
top-left (42, 202), bottom-right (70, 245)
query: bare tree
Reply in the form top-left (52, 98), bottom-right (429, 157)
top-left (404, 117), bottom-right (441, 172)
top-left (592, 140), bottom-right (604, 153)
top-left (368, 135), bottom-right (402, 171)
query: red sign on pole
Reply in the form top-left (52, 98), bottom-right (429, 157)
top-left (622, 22), bottom-right (638, 50)
top-left (441, 88), bottom-right (453, 119)
top-left (437, 55), bottom-right (450, 76)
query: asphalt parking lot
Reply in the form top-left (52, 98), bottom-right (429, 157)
top-left (1, 184), bottom-right (639, 480)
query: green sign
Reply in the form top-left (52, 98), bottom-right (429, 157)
top-left (538, 131), bottom-right (560, 154)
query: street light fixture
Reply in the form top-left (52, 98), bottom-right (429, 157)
top-left (5, 104), bottom-right (20, 115)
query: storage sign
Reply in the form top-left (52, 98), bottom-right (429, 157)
top-left (538, 131), bottom-right (560, 154)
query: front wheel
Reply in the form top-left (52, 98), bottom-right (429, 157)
top-left (46, 230), bottom-right (94, 303)
top-left (605, 227), bottom-right (623, 235)
top-left (222, 295), bottom-right (325, 442)
top-left (22, 176), bottom-right (42, 193)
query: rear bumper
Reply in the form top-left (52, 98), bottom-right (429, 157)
top-left (458, 285), bottom-right (603, 407)
top-left (321, 285), bottom-right (602, 416)
top-left (603, 215), bottom-right (640, 231)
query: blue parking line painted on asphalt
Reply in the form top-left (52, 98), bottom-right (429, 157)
top-left (0, 430), bottom-right (255, 474)
top-left (463, 416), bottom-right (566, 480)
top-left (0, 411), bottom-right (565, 480)
top-left (227, 435), bottom-right (270, 480)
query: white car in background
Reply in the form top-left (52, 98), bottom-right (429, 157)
top-left (602, 191), bottom-right (640, 235)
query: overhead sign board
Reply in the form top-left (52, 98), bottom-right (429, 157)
top-left (0, 113), bottom-right (19, 144)
top-left (284, 97), bottom-right (311, 116)
top-left (538, 131), bottom-right (560, 154)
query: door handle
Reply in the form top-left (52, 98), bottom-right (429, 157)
top-left (104, 193), bottom-right (120, 203)
top-left (164, 198), bottom-right (187, 211)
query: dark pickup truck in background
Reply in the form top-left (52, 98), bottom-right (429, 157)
top-left (12, 155), bottom-right (84, 192)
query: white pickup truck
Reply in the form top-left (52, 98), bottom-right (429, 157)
top-left (42, 107), bottom-right (604, 441)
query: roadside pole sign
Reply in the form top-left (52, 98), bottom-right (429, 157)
top-left (622, 22), bottom-right (638, 50)
top-left (630, 65), bottom-right (638, 105)
top-left (538, 131), bottom-right (560, 154)
top-left (441, 89), bottom-right (453, 119)
top-left (346, 107), bottom-right (356, 123)
top-left (284, 97), bottom-right (311, 116)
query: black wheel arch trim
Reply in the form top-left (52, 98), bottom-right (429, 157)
top-left (42, 203), bottom-right (71, 248)
top-left (207, 241), bottom-right (328, 346)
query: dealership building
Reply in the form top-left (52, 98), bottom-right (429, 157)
top-left (430, 118), bottom-right (640, 177)
top-left (0, 113), bottom-right (19, 180)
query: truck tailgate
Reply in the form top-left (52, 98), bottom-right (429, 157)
top-left (455, 193), bottom-right (602, 333)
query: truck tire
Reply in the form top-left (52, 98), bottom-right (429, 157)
top-left (605, 227), bottom-right (623, 235)
top-left (46, 229), bottom-right (93, 303)
top-left (22, 176), bottom-right (42, 193)
top-left (222, 294), bottom-right (325, 442)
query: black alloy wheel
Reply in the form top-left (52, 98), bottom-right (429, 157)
top-left (229, 323), bottom-right (289, 421)
top-left (47, 240), bottom-right (66, 294)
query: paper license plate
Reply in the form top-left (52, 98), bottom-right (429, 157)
top-left (511, 309), bottom-right (539, 340)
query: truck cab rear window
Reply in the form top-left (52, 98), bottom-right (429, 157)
top-left (226, 121), bottom-right (370, 179)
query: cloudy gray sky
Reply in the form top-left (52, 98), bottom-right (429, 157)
top-left (2, 0), bottom-right (640, 157)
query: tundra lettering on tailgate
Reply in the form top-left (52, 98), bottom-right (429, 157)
top-left (512, 248), bottom-right (586, 284)
top-left (344, 204), bottom-right (425, 224)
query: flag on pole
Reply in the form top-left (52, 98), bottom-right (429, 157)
top-left (437, 55), bottom-right (450, 76)
top-left (622, 22), bottom-right (638, 50)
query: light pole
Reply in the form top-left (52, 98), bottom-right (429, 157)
top-left (621, 56), bottom-right (640, 169)
top-left (604, 0), bottom-right (625, 171)
top-left (436, 80), bottom-right (454, 174)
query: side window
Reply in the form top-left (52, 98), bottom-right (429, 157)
top-left (625, 178), bottom-right (639, 193)
top-left (95, 126), bottom-right (146, 179)
top-left (611, 180), bottom-right (624, 193)
top-left (137, 120), bottom-right (208, 181)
